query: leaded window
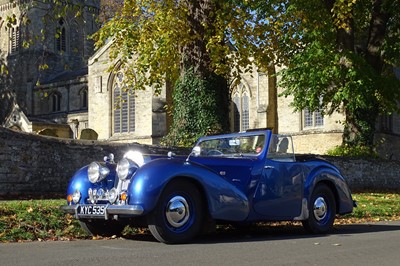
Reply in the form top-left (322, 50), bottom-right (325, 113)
top-left (9, 26), bottom-right (20, 53)
top-left (113, 72), bottom-right (135, 134)
top-left (232, 83), bottom-right (250, 132)
top-left (303, 109), bottom-right (324, 128)
top-left (56, 18), bottom-right (66, 52)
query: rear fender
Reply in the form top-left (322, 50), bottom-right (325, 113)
top-left (305, 167), bottom-right (353, 215)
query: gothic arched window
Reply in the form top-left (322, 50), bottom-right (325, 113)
top-left (51, 92), bottom-right (62, 112)
top-left (9, 26), bottom-right (20, 54)
top-left (79, 87), bottom-right (88, 109)
top-left (232, 83), bottom-right (250, 132)
top-left (56, 18), bottom-right (66, 52)
top-left (113, 72), bottom-right (135, 134)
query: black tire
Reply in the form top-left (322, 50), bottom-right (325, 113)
top-left (79, 220), bottom-right (126, 237)
top-left (147, 180), bottom-right (204, 244)
top-left (302, 184), bottom-right (336, 234)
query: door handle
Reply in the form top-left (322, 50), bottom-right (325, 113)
top-left (264, 165), bottom-right (275, 169)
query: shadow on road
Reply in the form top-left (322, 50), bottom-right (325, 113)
top-left (335, 222), bottom-right (400, 235)
top-left (195, 222), bottom-right (400, 244)
top-left (123, 221), bottom-right (400, 244)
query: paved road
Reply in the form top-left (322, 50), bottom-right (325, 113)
top-left (1, 221), bottom-right (400, 266)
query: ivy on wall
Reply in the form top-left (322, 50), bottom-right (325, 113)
top-left (162, 68), bottom-right (230, 147)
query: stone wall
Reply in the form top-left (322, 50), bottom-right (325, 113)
top-left (0, 127), bottom-right (186, 198)
top-left (0, 127), bottom-right (399, 198)
top-left (327, 156), bottom-right (400, 192)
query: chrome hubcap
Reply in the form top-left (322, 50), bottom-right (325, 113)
top-left (313, 197), bottom-right (327, 221)
top-left (165, 196), bottom-right (190, 228)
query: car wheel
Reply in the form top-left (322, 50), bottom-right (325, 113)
top-left (79, 220), bottom-right (126, 237)
top-left (147, 180), bottom-right (204, 244)
top-left (302, 184), bottom-right (336, 234)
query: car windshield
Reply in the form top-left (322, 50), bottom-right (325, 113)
top-left (194, 134), bottom-right (266, 157)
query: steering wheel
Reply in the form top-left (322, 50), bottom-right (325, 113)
top-left (207, 150), bottom-right (223, 156)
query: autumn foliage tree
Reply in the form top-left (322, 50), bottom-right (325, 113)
top-left (93, 0), bottom-right (282, 146)
top-left (98, 0), bottom-right (124, 25)
top-left (267, 0), bottom-right (400, 151)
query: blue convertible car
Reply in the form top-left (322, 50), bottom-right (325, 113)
top-left (61, 129), bottom-right (355, 243)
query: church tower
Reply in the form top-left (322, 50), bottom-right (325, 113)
top-left (0, 0), bottom-right (99, 117)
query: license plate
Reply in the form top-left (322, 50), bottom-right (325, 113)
top-left (77, 205), bottom-right (106, 216)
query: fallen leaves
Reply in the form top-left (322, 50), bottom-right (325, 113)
top-left (1, 194), bottom-right (400, 243)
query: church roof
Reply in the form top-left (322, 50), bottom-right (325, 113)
top-left (42, 67), bottom-right (88, 85)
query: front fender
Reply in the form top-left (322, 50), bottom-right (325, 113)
top-left (66, 164), bottom-right (117, 204)
top-left (66, 166), bottom-right (92, 204)
top-left (128, 158), bottom-right (250, 221)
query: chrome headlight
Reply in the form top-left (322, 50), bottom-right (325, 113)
top-left (117, 157), bottom-right (141, 181)
top-left (117, 158), bottom-right (133, 180)
top-left (123, 150), bottom-right (145, 166)
top-left (88, 162), bottom-right (110, 183)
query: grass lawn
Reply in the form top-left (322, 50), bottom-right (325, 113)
top-left (1, 193), bottom-right (399, 243)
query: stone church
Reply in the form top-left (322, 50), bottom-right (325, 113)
top-left (0, 0), bottom-right (98, 138)
top-left (1, 0), bottom-right (400, 158)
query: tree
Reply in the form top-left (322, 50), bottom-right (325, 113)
top-left (92, 0), bottom-right (282, 146)
top-left (265, 0), bottom-right (400, 150)
top-left (0, 0), bottom-right (99, 122)
top-left (0, 56), bottom-right (14, 124)
top-left (163, 0), bottom-right (230, 145)
top-left (98, 0), bottom-right (124, 25)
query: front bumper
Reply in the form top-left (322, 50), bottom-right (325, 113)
top-left (61, 204), bottom-right (144, 220)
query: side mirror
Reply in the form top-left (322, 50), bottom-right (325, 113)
top-left (191, 146), bottom-right (201, 157)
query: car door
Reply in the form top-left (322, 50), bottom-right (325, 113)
top-left (190, 156), bottom-right (256, 192)
top-left (252, 135), bottom-right (303, 219)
